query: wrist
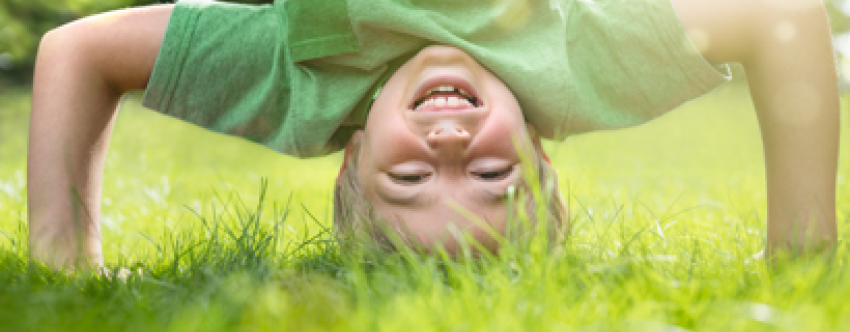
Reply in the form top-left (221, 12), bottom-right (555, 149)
top-left (28, 227), bottom-right (103, 270)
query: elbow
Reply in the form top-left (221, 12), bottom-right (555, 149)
top-left (33, 20), bottom-right (122, 93)
top-left (38, 23), bottom-right (84, 60)
top-left (753, 0), bottom-right (830, 42)
top-left (35, 23), bottom-right (90, 76)
top-left (742, 0), bottom-right (832, 67)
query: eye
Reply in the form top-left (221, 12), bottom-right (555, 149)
top-left (473, 167), bottom-right (513, 181)
top-left (389, 173), bottom-right (431, 184)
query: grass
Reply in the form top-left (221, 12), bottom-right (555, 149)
top-left (0, 82), bottom-right (848, 331)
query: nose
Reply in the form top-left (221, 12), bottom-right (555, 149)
top-left (427, 124), bottom-right (471, 153)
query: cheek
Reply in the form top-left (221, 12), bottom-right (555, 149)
top-left (365, 122), bottom-right (424, 166)
top-left (475, 85), bottom-right (529, 155)
top-left (475, 116), bottom-right (528, 157)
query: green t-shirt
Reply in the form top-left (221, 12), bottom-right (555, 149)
top-left (143, 0), bottom-right (729, 157)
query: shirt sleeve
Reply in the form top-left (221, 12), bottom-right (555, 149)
top-left (561, 0), bottom-right (731, 135)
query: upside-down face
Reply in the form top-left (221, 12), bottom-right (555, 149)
top-left (353, 45), bottom-right (541, 253)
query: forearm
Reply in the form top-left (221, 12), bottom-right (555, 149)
top-left (742, 4), bottom-right (839, 256)
top-left (27, 6), bottom-right (172, 269)
top-left (750, 72), bottom-right (839, 257)
top-left (27, 31), bottom-right (120, 268)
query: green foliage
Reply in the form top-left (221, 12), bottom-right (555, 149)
top-left (827, 0), bottom-right (850, 34)
top-left (0, 0), bottom-right (148, 77)
top-left (0, 0), bottom-right (273, 84)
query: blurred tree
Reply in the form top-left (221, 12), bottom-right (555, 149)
top-left (0, 0), bottom-right (272, 85)
top-left (825, 0), bottom-right (850, 89)
top-left (827, 0), bottom-right (850, 34)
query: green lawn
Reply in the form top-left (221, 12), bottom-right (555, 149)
top-left (0, 82), bottom-right (848, 331)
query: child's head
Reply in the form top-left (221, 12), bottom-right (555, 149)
top-left (334, 45), bottom-right (567, 253)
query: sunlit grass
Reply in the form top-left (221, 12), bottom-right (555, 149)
top-left (0, 82), bottom-right (848, 331)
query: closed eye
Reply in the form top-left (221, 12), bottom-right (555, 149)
top-left (473, 167), bottom-right (513, 181)
top-left (389, 173), bottom-right (432, 184)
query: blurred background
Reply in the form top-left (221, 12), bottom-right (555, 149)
top-left (2, 0), bottom-right (850, 89)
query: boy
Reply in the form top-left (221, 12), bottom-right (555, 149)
top-left (27, 0), bottom-right (839, 269)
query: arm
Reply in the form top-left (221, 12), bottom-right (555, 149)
top-left (671, 0), bottom-right (840, 258)
top-left (28, 5), bottom-right (172, 269)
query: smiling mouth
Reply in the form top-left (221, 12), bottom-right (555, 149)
top-left (410, 84), bottom-right (483, 112)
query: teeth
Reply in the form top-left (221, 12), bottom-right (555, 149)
top-left (413, 96), bottom-right (475, 111)
top-left (434, 97), bottom-right (447, 107)
top-left (412, 84), bottom-right (480, 111)
top-left (447, 96), bottom-right (459, 106)
top-left (431, 85), bottom-right (455, 94)
top-left (421, 85), bottom-right (475, 100)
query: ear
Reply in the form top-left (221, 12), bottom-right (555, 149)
top-left (525, 124), bottom-right (550, 164)
top-left (338, 130), bottom-right (364, 181)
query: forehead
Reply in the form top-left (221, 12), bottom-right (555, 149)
top-left (373, 182), bottom-right (508, 208)
top-left (368, 191), bottom-right (512, 243)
